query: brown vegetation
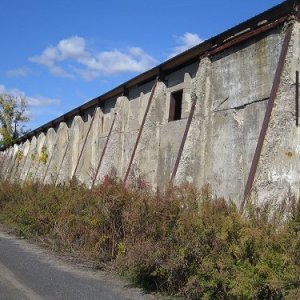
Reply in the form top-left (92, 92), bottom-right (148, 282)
top-left (0, 178), bottom-right (299, 299)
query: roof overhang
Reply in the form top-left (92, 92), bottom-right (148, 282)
top-left (1, 0), bottom-right (300, 150)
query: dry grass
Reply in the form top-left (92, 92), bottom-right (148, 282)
top-left (0, 177), bottom-right (299, 299)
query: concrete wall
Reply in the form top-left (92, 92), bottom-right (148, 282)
top-left (1, 21), bottom-right (299, 206)
top-left (252, 21), bottom-right (300, 204)
top-left (174, 27), bottom-right (284, 205)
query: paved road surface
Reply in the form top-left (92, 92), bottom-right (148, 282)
top-left (0, 230), bottom-right (158, 300)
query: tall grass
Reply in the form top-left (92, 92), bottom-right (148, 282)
top-left (0, 178), bottom-right (299, 299)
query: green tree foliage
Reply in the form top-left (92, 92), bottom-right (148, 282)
top-left (0, 94), bottom-right (29, 147)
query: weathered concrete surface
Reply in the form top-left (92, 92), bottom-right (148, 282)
top-left (174, 58), bottom-right (212, 186)
top-left (97, 97), bottom-right (127, 182)
top-left (20, 136), bottom-right (37, 182)
top-left (252, 22), bottom-right (300, 204)
top-left (173, 28), bottom-right (284, 204)
top-left (1, 21), bottom-right (299, 206)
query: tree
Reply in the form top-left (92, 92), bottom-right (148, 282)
top-left (0, 94), bottom-right (29, 147)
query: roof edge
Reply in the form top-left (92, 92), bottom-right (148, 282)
top-left (1, 0), bottom-right (299, 150)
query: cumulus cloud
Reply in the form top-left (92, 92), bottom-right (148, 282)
top-left (78, 47), bottom-right (157, 74)
top-left (168, 32), bottom-right (204, 59)
top-left (0, 85), bottom-right (60, 107)
top-left (58, 36), bottom-right (87, 59)
top-left (29, 36), bottom-right (158, 80)
top-left (29, 45), bottom-right (74, 79)
top-left (6, 68), bottom-right (30, 78)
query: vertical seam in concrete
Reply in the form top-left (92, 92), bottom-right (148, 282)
top-left (32, 136), bottom-right (46, 181)
top-left (72, 107), bottom-right (98, 179)
top-left (8, 145), bottom-right (20, 181)
top-left (24, 157), bottom-right (33, 182)
top-left (241, 24), bottom-right (293, 212)
top-left (170, 95), bottom-right (198, 183)
top-left (18, 141), bottom-right (30, 181)
top-left (296, 70), bottom-right (299, 126)
top-left (1, 150), bottom-right (9, 178)
top-left (24, 139), bottom-right (37, 182)
top-left (123, 76), bottom-right (159, 183)
top-left (55, 130), bottom-right (71, 185)
top-left (42, 132), bottom-right (58, 184)
top-left (4, 147), bottom-right (14, 180)
top-left (6, 150), bottom-right (15, 179)
top-left (91, 112), bottom-right (117, 188)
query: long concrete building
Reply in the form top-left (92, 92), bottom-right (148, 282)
top-left (1, 0), bottom-right (300, 210)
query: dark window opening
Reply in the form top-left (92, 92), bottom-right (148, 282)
top-left (169, 89), bottom-right (183, 121)
top-left (101, 116), bottom-right (104, 133)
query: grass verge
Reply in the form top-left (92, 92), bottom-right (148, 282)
top-left (0, 178), bottom-right (299, 299)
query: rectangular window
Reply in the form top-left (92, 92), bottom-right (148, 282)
top-left (169, 89), bottom-right (183, 121)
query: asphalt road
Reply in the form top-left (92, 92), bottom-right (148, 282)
top-left (0, 229), bottom-right (158, 300)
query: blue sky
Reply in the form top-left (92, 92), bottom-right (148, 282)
top-left (0, 0), bottom-right (283, 131)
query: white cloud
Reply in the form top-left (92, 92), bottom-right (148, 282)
top-left (6, 68), bottom-right (30, 78)
top-left (57, 36), bottom-right (87, 59)
top-left (29, 46), bottom-right (74, 79)
top-left (168, 32), bottom-right (204, 59)
top-left (30, 46), bottom-right (58, 67)
top-left (0, 85), bottom-right (60, 107)
top-left (79, 47), bottom-right (157, 74)
top-left (27, 96), bottom-right (60, 107)
top-left (29, 36), bottom-right (158, 80)
top-left (49, 65), bottom-right (74, 79)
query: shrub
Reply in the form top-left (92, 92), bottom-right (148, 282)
top-left (39, 146), bottom-right (48, 164)
top-left (15, 150), bottom-right (24, 163)
top-left (0, 179), bottom-right (299, 299)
